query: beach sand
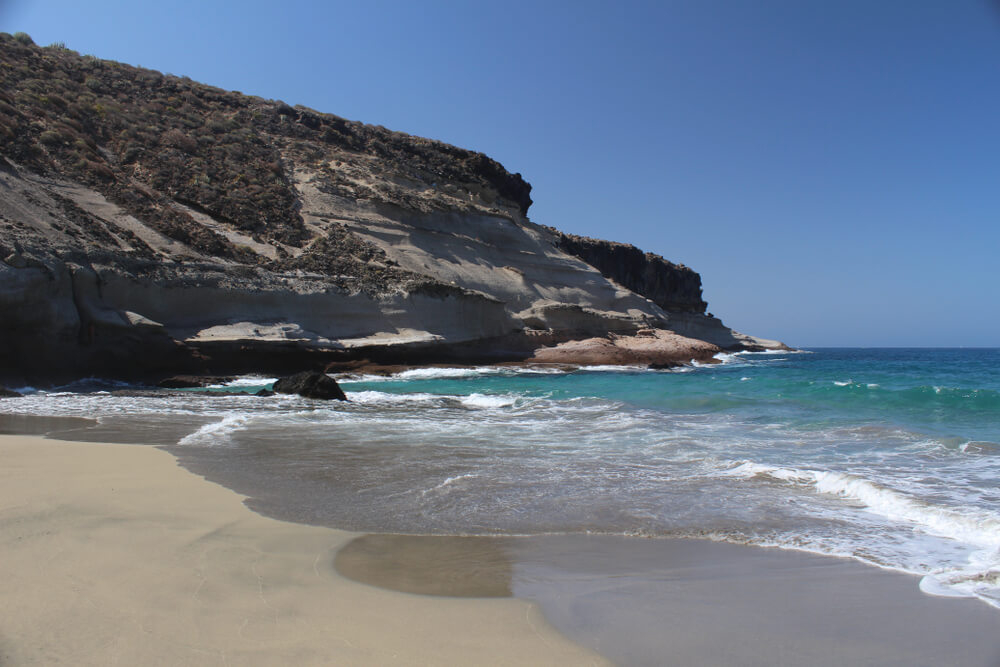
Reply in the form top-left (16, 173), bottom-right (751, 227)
top-left (2, 433), bottom-right (999, 666)
top-left (0, 435), bottom-right (606, 666)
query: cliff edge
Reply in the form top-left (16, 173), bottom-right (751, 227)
top-left (0, 34), bottom-right (784, 383)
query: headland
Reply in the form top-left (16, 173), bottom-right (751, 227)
top-left (0, 32), bottom-right (784, 387)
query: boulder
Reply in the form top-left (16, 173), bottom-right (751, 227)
top-left (273, 371), bottom-right (347, 401)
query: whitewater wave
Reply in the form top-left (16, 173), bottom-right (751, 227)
top-left (345, 389), bottom-right (539, 411)
top-left (345, 390), bottom-right (443, 405)
top-left (576, 364), bottom-right (652, 373)
top-left (920, 563), bottom-right (1000, 608)
top-left (724, 461), bottom-right (1000, 546)
top-left (460, 393), bottom-right (519, 409)
top-left (396, 368), bottom-right (492, 380)
top-left (338, 365), bottom-right (576, 383)
top-left (722, 459), bottom-right (1000, 606)
top-left (176, 414), bottom-right (251, 446)
top-left (206, 376), bottom-right (278, 389)
top-left (696, 350), bottom-right (793, 368)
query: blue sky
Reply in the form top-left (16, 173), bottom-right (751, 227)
top-left (4, 1), bottom-right (998, 346)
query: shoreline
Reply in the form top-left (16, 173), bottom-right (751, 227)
top-left (0, 434), bottom-right (605, 665)
top-left (2, 429), bottom-right (999, 664)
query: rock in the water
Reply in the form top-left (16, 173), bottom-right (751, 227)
top-left (273, 371), bottom-right (347, 401)
top-left (157, 375), bottom-right (235, 389)
top-left (0, 386), bottom-right (22, 398)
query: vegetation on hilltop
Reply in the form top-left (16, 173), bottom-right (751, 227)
top-left (0, 34), bottom-right (709, 312)
top-left (0, 33), bottom-right (532, 269)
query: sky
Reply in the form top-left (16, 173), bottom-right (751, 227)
top-left (3, 0), bottom-right (998, 347)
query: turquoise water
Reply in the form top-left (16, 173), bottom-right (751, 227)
top-left (348, 348), bottom-right (1000, 441)
top-left (5, 348), bottom-right (1000, 608)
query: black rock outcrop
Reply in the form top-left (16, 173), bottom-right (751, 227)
top-left (273, 372), bottom-right (347, 401)
top-left (551, 231), bottom-right (708, 314)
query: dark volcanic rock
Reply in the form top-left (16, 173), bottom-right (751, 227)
top-left (157, 375), bottom-right (235, 389)
top-left (551, 231), bottom-right (708, 314)
top-left (273, 371), bottom-right (347, 401)
top-left (0, 386), bottom-right (22, 397)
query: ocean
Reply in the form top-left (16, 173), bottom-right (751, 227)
top-left (5, 347), bottom-right (1000, 610)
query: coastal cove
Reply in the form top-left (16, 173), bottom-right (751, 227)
top-left (2, 23), bottom-right (999, 665)
top-left (2, 348), bottom-right (999, 664)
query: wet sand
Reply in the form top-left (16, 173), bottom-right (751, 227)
top-left (334, 533), bottom-right (1000, 666)
top-left (2, 432), bottom-right (999, 665)
top-left (507, 535), bottom-right (1000, 666)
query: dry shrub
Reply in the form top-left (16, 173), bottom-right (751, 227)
top-left (160, 128), bottom-right (198, 153)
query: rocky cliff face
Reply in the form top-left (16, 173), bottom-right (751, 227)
top-left (550, 231), bottom-right (708, 314)
top-left (0, 34), bottom-right (782, 383)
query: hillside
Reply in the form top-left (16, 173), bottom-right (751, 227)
top-left (0, 33), bottom-right (783, 383)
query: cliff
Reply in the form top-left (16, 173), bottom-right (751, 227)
top-left (0, 34), bottom-right (783, 383)
top-left (550, 230), bottom-right (708, 314)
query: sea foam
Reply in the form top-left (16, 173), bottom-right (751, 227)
top-left (206, 376), bottom-right (278, 388)
top-left (460, 393), bottom-right (519, 409)
top-left (345, 390), bottom-right (443, 405)
top-left (725, 461), bottom-right (1000, 547)
top-left (177, 414), bottom-right (251, 446)
top-left (724, 459), bottom-right (1000, 605)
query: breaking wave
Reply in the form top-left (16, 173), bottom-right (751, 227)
top-left (176, 414), bottom-right (251, 447)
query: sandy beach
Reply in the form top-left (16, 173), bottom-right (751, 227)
top-left (2, 432), bottom-right (999, 666)
top-left (0, 435), bottom-right (605, 666)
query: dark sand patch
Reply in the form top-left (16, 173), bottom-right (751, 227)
top-left (335, 534), bottom-right (513, 597)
